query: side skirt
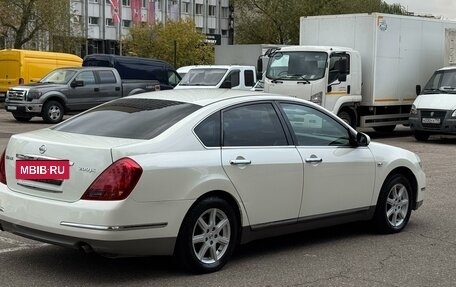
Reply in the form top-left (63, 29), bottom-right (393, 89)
top-left (240, 206), bottom-right (376, 244)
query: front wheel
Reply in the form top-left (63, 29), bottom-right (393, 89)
top-left (337, 110), bottom-right (355, 128)
top-left (42, 100), bottom-right (64, 123)
top-left (175, 197), bottom-right (239, 273)
top-left (373, 174), bottom-right (412, 234)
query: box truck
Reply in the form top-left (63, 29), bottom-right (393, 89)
top-left (0, 49), bottom-right (82, 100)
top-left (263, 13), bottom-right (456, 131)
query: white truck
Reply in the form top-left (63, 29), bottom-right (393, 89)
top-left (174, 65), bottom-right (256, 90)
top-left (263, 13), bottom-right (456, 131)
top-left (409, 29), bottom-right (456, 141)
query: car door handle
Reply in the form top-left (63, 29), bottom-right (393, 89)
top-left (94, 88), bottom-right (100, 92)
top-left (230, 159), bottom-right (252, 165)
top-left (305, 156), bottom-right (323, 163)
top-left (115, 87), bottom-right (120, 91)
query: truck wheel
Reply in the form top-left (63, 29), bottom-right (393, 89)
top-left (414, 131), bottom-right (430, 141)
top-left (12, 114), bottom-right (32, 122)
top-left (337, 110), bottom-right (355, 128)
top-left (373, 125), bottom-right (396, 133)
top-left (42, 101), bottom-right (64, 124)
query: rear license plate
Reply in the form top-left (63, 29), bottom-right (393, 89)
top-left (16, 160), bottom-right (70, 180)
top-left (6, 106), bottom-right (17, 111)
top-left (422, 118), bottom-right (440, 124)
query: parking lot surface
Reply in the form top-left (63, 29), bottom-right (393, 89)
top-left (1, 107), bottom-right (455, 287)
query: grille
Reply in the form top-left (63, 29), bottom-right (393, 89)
top-left (419, 110), bottom-right (447, 129)
top-left (7, 89), bottom-right (27, 101)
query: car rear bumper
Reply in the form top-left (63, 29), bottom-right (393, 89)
top-left (0, 183), bottom-right (194, 256)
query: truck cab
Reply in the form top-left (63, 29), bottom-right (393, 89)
top-left (174, 65), bottom-right (256, 91)
top-left (264, 46), bottom-right (362, 125)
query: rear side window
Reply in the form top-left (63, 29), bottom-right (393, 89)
top-left (97, 70), bottom-right (117, 84)
top-left (53, 98), bottom-right (201, 139)
top-left (194, 112), bottom-right (221, 147)
top-left (244, 70), bottom-right (254, 87)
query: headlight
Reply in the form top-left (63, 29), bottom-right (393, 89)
top-left (27, 90), bottom-right (42, 101)
top-left (452, 110), bottom-right (456, 117)
top-left (310, 92), bottom-right (322, 105)
top-left (410, 104), bottom-right (417, 115)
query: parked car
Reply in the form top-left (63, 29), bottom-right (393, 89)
top-left (83, 54), bottom-right (181, 90)
top-left (4, 67), bottom-right (159, 123)
top-left (410, 66), bottom-right (456, 141)
top-left (0, 49), bottom-right (82, 101)
top-left (176, 65), bottom-right (198, 78)
top-left (0, 89), bottom-right (426, 273)
top-left (174, 65), bottom-right (256, 90)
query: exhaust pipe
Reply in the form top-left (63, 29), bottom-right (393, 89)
top-left (78, 243), bottom-right (94, 254)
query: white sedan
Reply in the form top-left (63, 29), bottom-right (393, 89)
top-left (0, 89), bottom-right (425, 273)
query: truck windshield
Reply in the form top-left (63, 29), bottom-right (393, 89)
top-left (266, 51), bottom-right (328, 81)
top-left (179, 68), bottom-right (228, 86)
top-left (40, 69), bottom-right (77, 84)
top-left (422, 69), bottom-right (456, 94)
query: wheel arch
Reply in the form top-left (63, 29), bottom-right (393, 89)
top-left (381, 167), bottom-right (418, 209)
top-left (42, 95), bottom-right (68, 111)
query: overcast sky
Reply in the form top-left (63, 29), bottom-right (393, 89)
top-left (384, 0), bottom-right (456, 19)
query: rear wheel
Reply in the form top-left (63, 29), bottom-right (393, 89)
top-left (373, 174), bottom-right (412, 234)
top-left (12, 114), bottom-right (32, 122)
top-left (414, 131), bottom-right (430, 141)
top-left (42, 100), bottom-right (64, 123)
top-left (175, 197), bottom-right (239, 274)
top-left (373, 125), bottom-right (396, 133)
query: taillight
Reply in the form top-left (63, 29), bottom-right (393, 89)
top-left (19, 78), bottom-right (24, 85)
top-left (81, 158), bottom-right (142, 201)
top-left (0, 149), bottom-right (6, 185)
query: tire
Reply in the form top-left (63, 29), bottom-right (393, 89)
top-left (373, 174), bottom-right (412, 234)
top-left (175, 197), bottom-right (239, 274)
top-left (42, 100), bottom-right (64, 123)
top-left (337, 110), bottom-right (355, 128)
top-left (414, 131), bottom-right (430, 141)
top-left (12, 114), bottom-right (32, 122)
top-left (373, 125), bottom-right (396, 133)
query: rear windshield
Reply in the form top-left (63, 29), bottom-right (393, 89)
top-left (53, 98), bottom-right (201, 139)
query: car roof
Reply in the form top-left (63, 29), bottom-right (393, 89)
top-left (128, 88), bottom-right (296, 107)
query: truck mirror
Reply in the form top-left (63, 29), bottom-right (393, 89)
top-left (339, 58), bottom-right (347, 73)
top-left (71, 80), bottom-right (84, 88)
top-left (416, 85), bottom-right (421, 96)
top-left (257, 57), bottom-right (263, 76)
top-left (338, 73), bottom-right (347, 82)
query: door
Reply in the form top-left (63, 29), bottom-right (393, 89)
top-left (279, 102), bottom-right (376, 218)
top-left (95, 69), bottom-right (121, 103)
top-left (67, 70), bottom-right (99, 110)
top-left (221, 103), bottom-right (303, 226)
top-left (326, 52), bottom-right (351, 110)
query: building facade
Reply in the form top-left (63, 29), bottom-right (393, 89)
top-left (70, 0), bottom-right (233, 57)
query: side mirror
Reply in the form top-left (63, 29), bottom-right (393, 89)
top-left (71, 80), bottom-right (84, 88)
top-left (416, 85), bottom-right (421, 96)
top-left (356, 132), bottom-right (370, 146)
top-left (220, 80), bottom-right (232, 89)
top-left (338, 73), bottom-right (347, 82)
top-left (257, 57), bottom-right (263, 77)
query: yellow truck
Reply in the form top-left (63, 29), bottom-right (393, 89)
top-left (0, 49), bottom-right (82, 100)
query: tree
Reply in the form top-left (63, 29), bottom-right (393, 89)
top-left (233, 0), bottom-right (407, 45)
top-left (123, 19), bottom-right (214, 68)
top-left (0, 0), bottom-right (83, 52)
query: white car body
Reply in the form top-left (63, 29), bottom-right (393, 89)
top-left (0, 89), bottom-right (425, 272)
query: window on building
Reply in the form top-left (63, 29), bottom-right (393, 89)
top-left (182, 2), bottom-right (190, 13)
top-left (208, 5), bottom-right (216, 16)
top-left (195, 4), bottom-right (203, 15)
top-left (122, 0), bottom-right (130, 6)
top-left (157, 0), bottom-right (161, 10)
top-left (90, 0), bottom-right (99, 3)
top-left (106, 18), bottom-right (114, 26)
top-left (142, 0), bottom-right (147, 7)
top-left (196, 27), bottom-right (203, 33)
top-left (89, 17), bottom-right (99, 25)
top-left (221, 7), bottom-right (229, 18)
top-left (123, 20), bottom-right (131, 27)
top-left (209, 28), bottom-right (216, 34)
top-left (221, 29), bottom-right (228, 36)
